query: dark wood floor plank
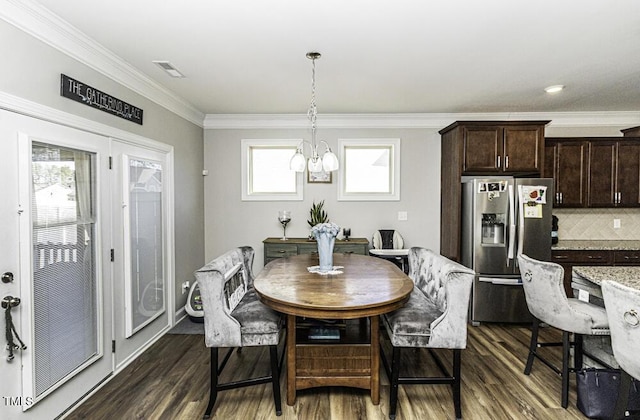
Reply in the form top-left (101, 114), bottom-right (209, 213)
top-left (66, 323), bottom-right (589, 419)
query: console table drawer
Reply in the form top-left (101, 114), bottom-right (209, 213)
top-left (335, 244), bottom-right (366, 254)
top-left (265, 243), bottom-right (298, 258)
top-left (263, 237), bottom-right (369, 264)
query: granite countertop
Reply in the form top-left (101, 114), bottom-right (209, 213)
top-left (573, 266), bottom-right (640, 290)
top-left (553, 240), bottom-right (640, 251)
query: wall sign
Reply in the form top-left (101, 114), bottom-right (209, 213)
top-left (60, 74), bottom-right (143, 125)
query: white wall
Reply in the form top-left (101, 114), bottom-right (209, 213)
top-left (204, 127), bottom-right (441, 269)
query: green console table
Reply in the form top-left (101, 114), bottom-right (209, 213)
top-left (263, 237), bottom-right (369, 264)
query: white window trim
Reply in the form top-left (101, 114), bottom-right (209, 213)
top-left (241, 139), bottom-right (303, 201)
top-left (337, 138), bottom-right (401, 201)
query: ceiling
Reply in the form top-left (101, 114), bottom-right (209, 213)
top-left (32, 0), bottom-right (640, 117)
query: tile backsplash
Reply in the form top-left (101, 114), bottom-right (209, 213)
top-left (555, 208), bottom-right (640, 240)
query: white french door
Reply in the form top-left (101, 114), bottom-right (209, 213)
top-left (0, 110), bottom-right (113, 419)
top-left (111, 140), bottom-right (172, 369)
top-left (0, 109), bottom-right (174, 419)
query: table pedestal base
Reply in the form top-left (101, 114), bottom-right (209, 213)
top-left (286, 314), bottom-right (380, 405)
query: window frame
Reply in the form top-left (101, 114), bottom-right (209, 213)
top-left (337, 138), bottom-right (401, 201)
top-left (241, 139), bottom-right (303, 201)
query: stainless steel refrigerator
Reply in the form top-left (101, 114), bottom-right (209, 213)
top-left (461, 177), bottom-right (554, 324)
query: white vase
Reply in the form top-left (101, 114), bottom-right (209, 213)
top-left (315, 231), bottom-right (336, 272)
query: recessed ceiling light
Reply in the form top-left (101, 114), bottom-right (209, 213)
top-left (153, 61), bottom-right (185, 78)
top-left (545, 85), bottom-right (565, 93)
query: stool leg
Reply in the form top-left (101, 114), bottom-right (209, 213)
top-left (204, 347), bottom-right (218, 419)
top-left (524, 319), bottom-right (540, 375)
top-left (561, 331), bottom-right (570, 409)
top-left (389, 346), bottom-right (401, 420)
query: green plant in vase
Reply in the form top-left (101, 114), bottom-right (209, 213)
top-left (307, 200), bottom-right (329, 238)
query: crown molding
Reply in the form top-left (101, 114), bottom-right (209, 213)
top-left (0, 0), bottom-right (205, 127)
top-left (0, 90), bottom-right (173, 152)
top-left (203, 111), bottom-right (640, 130)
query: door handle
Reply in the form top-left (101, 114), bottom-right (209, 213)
top-left (1, 272), bottom-right (13, 283)
top-left (1, 295), bottom-right (20, 309)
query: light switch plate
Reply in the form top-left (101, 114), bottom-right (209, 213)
top-left (614, 219), bottom-right (621, 229)
top-left (398, 211), bottom-right (408, 221)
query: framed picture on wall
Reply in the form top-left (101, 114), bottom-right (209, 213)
top-left (307, 168), bottom-right (332, 183)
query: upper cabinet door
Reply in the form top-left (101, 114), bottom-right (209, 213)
top-left (462, 124), bottom-right (544, 174)
top-left (587, 141), bottom-right (617, 207)
top-left (615, 141), bottom-right (640, 207)
top-left (502, 125), bottom-right (543, 173)
top-left (546, 139), bottom-right (588, 208)
top-left (462, 126), bottom-right (502, 173)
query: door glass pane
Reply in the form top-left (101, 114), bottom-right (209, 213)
top-left (125, 157), bottom-right (164, 336)
top-left (31, 143), bottom-right (97, 397)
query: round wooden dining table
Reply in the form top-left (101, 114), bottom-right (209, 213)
top-left (253, 252), bottom-right (414, 405)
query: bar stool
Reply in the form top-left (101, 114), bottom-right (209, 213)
top-left (517, 254), bottom-right (610, 408)
top-left (602, 280), bottom-right (640, 419)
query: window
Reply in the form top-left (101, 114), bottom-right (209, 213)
top-left (338, 139), bottom-right (400, 201)
top-left (241, 139), bottom-right (303, 201)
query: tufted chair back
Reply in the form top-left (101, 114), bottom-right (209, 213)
top-left (518, 254), bottom-right (609, 336)
top-left (195, 246), bottom-right (257, 348)
top-left (407, 247), bottom-right (474, 349)
top-left (602, 280), bottom-right (640, 380)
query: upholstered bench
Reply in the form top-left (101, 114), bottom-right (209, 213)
top-left (195, 246), bottom-right (284, 418)
top-left (380, 247), bottom-right (474, 419)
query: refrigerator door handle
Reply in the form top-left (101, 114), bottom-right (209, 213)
top-left (517, 185), bottom-right (525, 265)
top-left (507, 184), bottom-right (516, 265)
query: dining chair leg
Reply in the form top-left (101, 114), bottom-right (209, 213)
top-left (453, 349), bottom-right (462, 420)
top-left (269, 345), bottom-right (283, 416)
top-left (204, 347), bottom-right (219, 419)
top-left (613, 369), bottom-right (632, 420)
top-left (561, 331), bottom-right (570, 409)
top-left (389, 346), bottom-right (401, 420)
top-left (524, 318), bottom-right (540, 375)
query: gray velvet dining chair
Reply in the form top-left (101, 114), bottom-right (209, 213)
top-left (602, 280), bottom-right (640, 419)
top-left (517, 254), bottom-right (610, 409)
top-left (380, 247), bottom-right (474, 419)
top-left (194, 246), bottom-right (284, 418)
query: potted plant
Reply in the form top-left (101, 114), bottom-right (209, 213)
top-left (307, 200), bottom-right (329, 238)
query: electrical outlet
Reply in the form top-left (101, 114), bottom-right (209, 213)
top-left (613, 219), bottom-right (621, 229)
top-left (398, 211), bottom-right (408, 221)
top-left (181, 281), bottom-right (190, 294)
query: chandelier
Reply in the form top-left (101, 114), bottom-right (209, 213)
top-left (289, 52), bottom-right (339, 173)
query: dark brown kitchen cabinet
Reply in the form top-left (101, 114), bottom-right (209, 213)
top-left (588, 139), bottom-right (640, 207)
top-left (552, 248), bottom-right (640, 295)
top-left (462, 124), bottom-right (545, 174)
top-left (439, 120), bottom-right (549, 262)
top-left (551, 249), bottom-right (613, 295)
top-left (613, 250), bottom-right (640, 265)
top-left (544, 139), bottom-right (588, 207)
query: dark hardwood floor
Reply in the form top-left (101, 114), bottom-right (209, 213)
top-left (66, 323), bottom-right (587, 419)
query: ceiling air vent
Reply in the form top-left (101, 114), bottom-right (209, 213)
top-left (152, 61), bottom-right (185, 78)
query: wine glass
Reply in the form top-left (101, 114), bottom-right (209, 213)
top-left (278, 210), bottom-right (291, 240)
